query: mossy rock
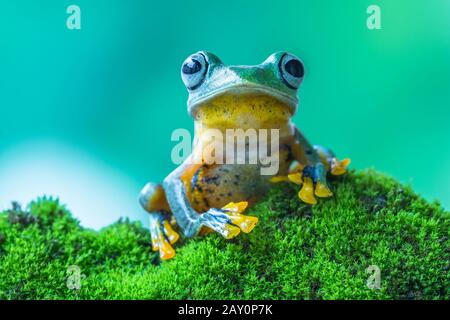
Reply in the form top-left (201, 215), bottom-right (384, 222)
top-left (0, 169), bottom-right (448, 299)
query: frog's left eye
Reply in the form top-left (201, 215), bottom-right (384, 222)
top-left (278, 53), bottom-right (304, 89)
top-left (181, 53), bottom-right (208, 90)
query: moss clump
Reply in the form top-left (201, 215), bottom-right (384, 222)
top-left (0, 169), bottom-right (448, 299)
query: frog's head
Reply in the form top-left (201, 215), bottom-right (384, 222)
top-left (180, 51), bottom-right (304, 127)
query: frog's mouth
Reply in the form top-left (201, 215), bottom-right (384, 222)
top-left (187, 84), bottom-right (298, 117)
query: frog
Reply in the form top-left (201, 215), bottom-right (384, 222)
top-left (139, 51), bottom-right (350, 260)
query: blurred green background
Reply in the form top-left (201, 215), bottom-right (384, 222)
top-left (1, 0), bottom-right (449, 228)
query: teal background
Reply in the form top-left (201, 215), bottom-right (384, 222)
top-left (1, 0), bottom-right (449, 228)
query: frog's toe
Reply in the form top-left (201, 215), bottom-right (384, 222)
top-left (149, 213), bottom-right (179, 260)
top-left (163, 219), bottom-right (180, 244)
top-left (288, 172), bottom-right (303, 185)
top-left (315, 181), bottom-right (333, 198)
top-left (201, 209), bottom-right (241, 239)
top-left (271, 164), bottom-right (305, 184)
top-left (201, 204), bottom-right (258, 238)
top-left (331, 157), bottom-right (351, 176)
top-left (270, 175), bottom-right (290, 183)
top-left (152, 235), bottom-right (176, 260)
top-left (222, 201), bottom-right (248, 214)
top-left (222, 224), bottom-right (242, 239)
top-left (298, 177), bottom-right (317, 205)
top-left (222, 202), bottom-right (258, 234)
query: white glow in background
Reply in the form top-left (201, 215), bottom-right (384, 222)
top-left (0, 140), bottom-right (148, 230)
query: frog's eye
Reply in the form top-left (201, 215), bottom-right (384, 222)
top-left (278, 53), bottom-right (304, 89)
top-left (181, 53), bottom-right (208, 90)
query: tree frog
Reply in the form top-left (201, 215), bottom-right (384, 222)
top-left (139, 51), bottom-right (350, 260)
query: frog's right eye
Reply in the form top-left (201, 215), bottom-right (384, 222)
top-left (181, 53), bottom-right (208, 90)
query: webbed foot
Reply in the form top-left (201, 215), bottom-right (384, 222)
top-left (149, 213), bottom-right (180, 260)
top-left (200, 201), bottom-right (258, 239)
top-left (288, 163), bottom-right (333, 205)
top-left (330, 157), bottom-right (351, 176)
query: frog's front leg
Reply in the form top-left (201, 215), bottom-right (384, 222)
top-left (286, 126), bottom-right (350, 205)
top-left (199, 202), bottom-right (258, 238)
top-left (163, 157), bottom-right (258, 239)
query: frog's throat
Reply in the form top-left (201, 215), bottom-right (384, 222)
top-left (187, 84), bottom-right (298, 117)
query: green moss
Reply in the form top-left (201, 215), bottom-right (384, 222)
top-left (0, 169), bottom-right (448, 299)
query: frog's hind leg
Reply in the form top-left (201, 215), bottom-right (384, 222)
top-left (313, 145), bottom-right (351, 176)
top-left (271, 145), bottom-right (350, 205)
top-left (139, 182), bottom-right (180, 260)
top-left (287, 146), bottom-right (350, 204)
